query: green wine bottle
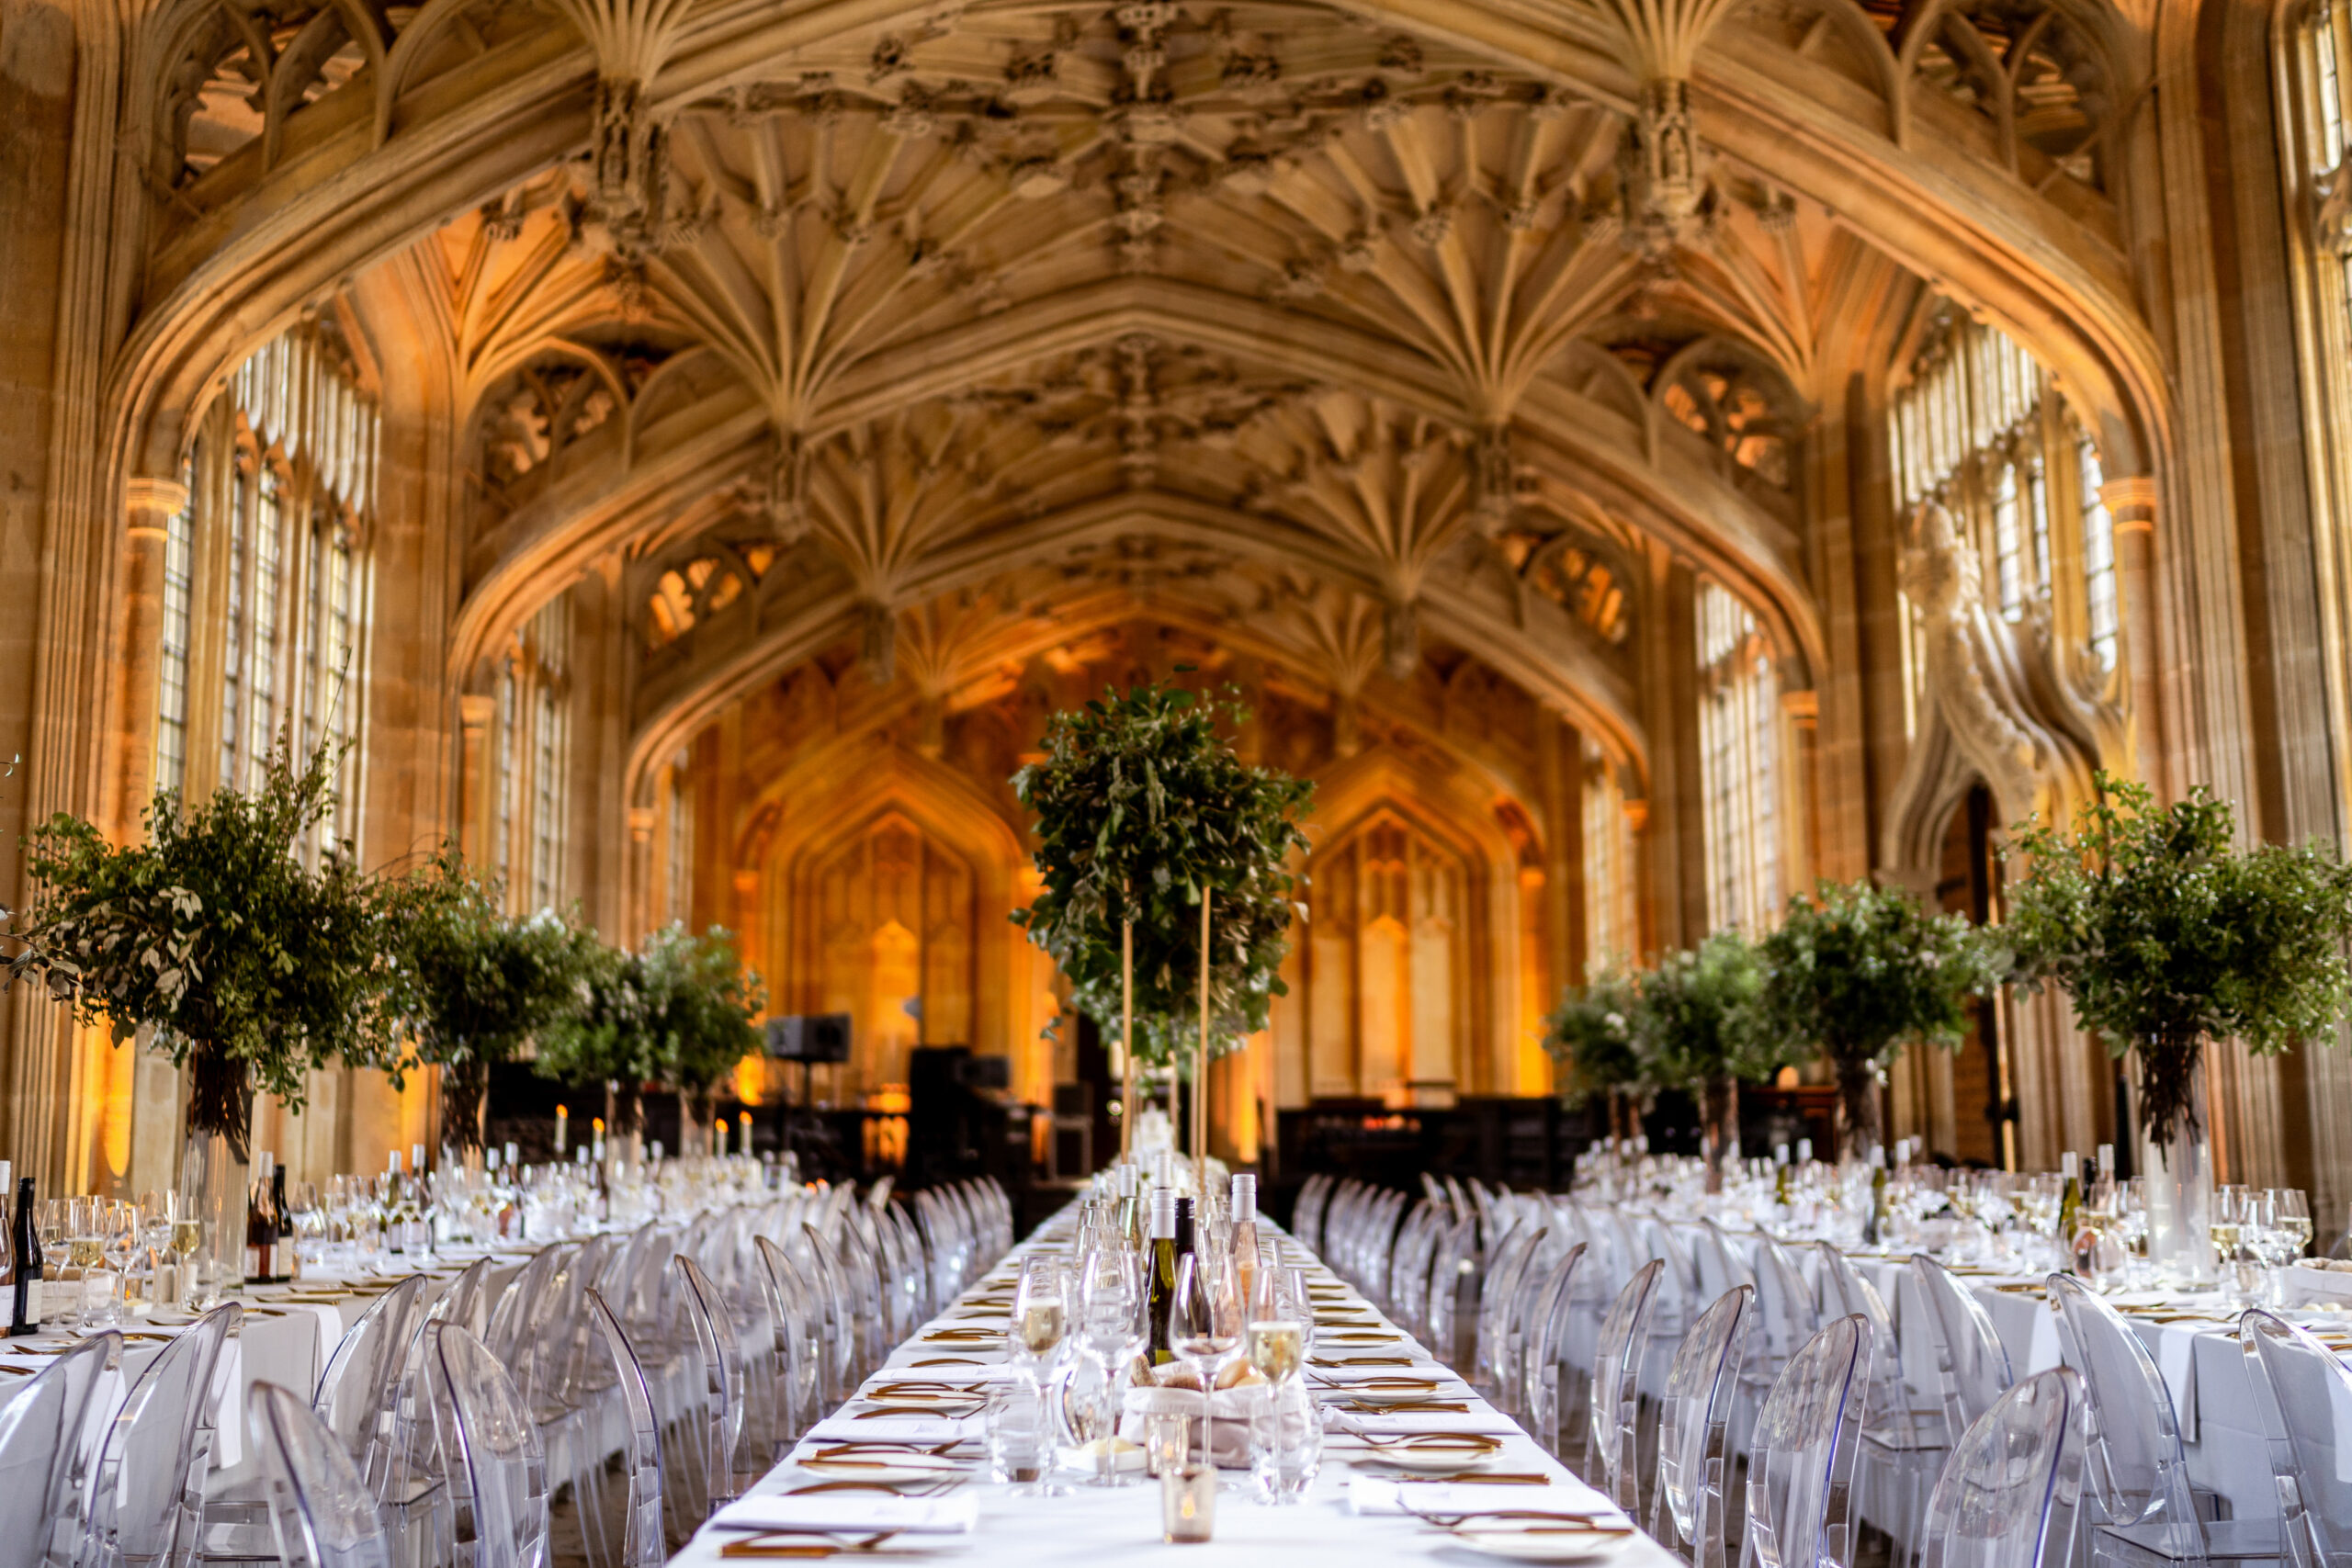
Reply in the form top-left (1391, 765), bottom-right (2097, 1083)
top-left (1864, 1146), bottom-right (1891, 1247)
top-left (1147, 1189), bottom-right (1180, 1366)
top-left (2056, 1150), bottom-right (2082, 1270)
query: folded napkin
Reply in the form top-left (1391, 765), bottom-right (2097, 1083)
top-left (1347, 1477), bottom-right (1628, 1523)
top-left (1328, 1410), bottom-right (1522, 1437)
top-left (807, 1414), bottom-right (980, 1445)
top-left (1307, 1362), bottom-right (1452, 1383)
top-left (708, 1494), bottom-right (980, 1534)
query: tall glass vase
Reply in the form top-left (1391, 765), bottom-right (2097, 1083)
top-left (1701, 1077), bottom-right (1738, 1195)
top-left (176, 1129), bottom-right (245, 1309)
top-left (2137, 1049), bottom-right (2216, 1290)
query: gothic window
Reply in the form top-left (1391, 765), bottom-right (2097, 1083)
top-left (1697, 581), bottom-right (1781, 934)
top-left (158, 325), bottom-right (377, 854)
top-left (1889, 312), bottom-right (2118, 705)
top-left (1581, 739), bottom-right (1636, 970)
top-left (491, 597), bottom-right (574, 912)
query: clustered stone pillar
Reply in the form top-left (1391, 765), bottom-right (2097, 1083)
top-left (2100, 475), bottom-right (2165, 790)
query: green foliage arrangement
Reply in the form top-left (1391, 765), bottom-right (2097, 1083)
top-left (535, 923), bottom-right (764, 1132)
top-left (1630, 929), bottom-right (1787, 1092)
top-left (2006, 774), bottom-right (2352, 1151)
top-left (1544, 968), bottom-right (1646, 1110)
top-left (1011, 681), bottom-right (1313, 1073)
top-left (382, 848), bottom-right (600, 1147)
top-left (0, 740), bottom-right (399, 1157)
top-left (1754, 878), bottom-right (2005, 1157)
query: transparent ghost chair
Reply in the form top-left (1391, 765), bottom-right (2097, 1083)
top-left (794, 1224), bottom-right (861, 1403)
top-left (570, 1291), bottom-right (664, 1568)
top-left (1742, 1314), bottom-right (1870, 1568)
top-left (1473, 1221), bottom-right (1544, 1397)
top-left (1917, 1368), bottom-right (2086, 1568)
top-left (85, 1301), bottom-right (243, 1568)
top-left (435, 1258), bottom-right (497, 1341)
top-left (244, 1382), bottom-right (388, 1568)
top-left (1385, 1201), bottom-right (1442, 1330)
top-left (1813, 1245), bottom-right (1939, 1566)
top-left (1293, 1174), bottom-right (1331, 1256)
top-left (1425, 1214), bottom-right (1482, 1371)
top-left (1498, 1229), bottom-right (1569, 1416)
top-left (1732, 1235), bottom-right (1825, 1472)
top-left (1698, 1221), bottom-right (1759, 1300)
top-left (668, 1256), bottom-right (754, 1538)
top-left (1908, 1254), bottom-right (2014, 1449)
top-left (0, 1330), bottom-right (118, 1568)
top-left (423, 1325), bottom-right (550, 1568)
top-left (2048, 1275), bottom-right (2274, 1568)
top-left (2235, 1307), bottom-right (2352, 1568)
top-left (1516, 1242), bottom-right (1589, 1451)
top-left (752, 1236), bottom-right (824, 1447)
top-left (1652, 1285), bottom-right (1756, 1568)
top-left (1589, 1258), bottom-right (1666, 1507)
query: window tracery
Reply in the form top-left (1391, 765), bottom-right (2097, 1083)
top-left (1581, 738), bottom-right (1637, 970)
top-left (491, 598), bottom-right (574, 912)
top-left (1697, 581), bottom-right (1781, 934)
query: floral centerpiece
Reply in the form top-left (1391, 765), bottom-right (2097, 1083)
top-left (2006, 775), bottom-right (2352, 1283)
top-left (1, 740), bottom-right (401, 1299)
top-left (1012, 680), bottom-right (1312, 1166)
top-left (1753, 878), bottom-right (2003, 1162)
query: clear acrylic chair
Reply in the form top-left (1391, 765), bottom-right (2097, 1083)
top-left (1591, 1258), bottom-right (1666, 1508)
top-left (2049, 1275), bottom-right (2276, 1568)
top-left (0, 1329), bottom-right (118, 1568)
top-left (669, 1256), bottom-right (752, 1537)
top-left (245, 1382), bottom-right (388, 1568)
top-left (1653, 1285), bottom-right (1756, 1568)
top-left (1474, 1221), bottom-right (1543, 1396)
top-left (752, 1236), bottom-right (822, 1447)
top-left (1908, 1255), bottom-right (2014, 1450)
top-left (1918, 1368), bottom-right (2086, 1568)
top-left (1518, 1242), bottom-right (1589, 1447)
top-left (2236, 1306), bottom-right (2352, 1568)
top-left (423, 1325), bottom-right (550, 1568)
top-left (1498, 1230), bottom-right (1569, 1416)
top-left (1425, 1214), bottom-right (1481, 1370)
top-left (1743, 1314), bottom-right (1870, 1568)
top-left (1814, 1245), bottom-right (1940, 1566)
top-left (571, 1291), bottom-right (664, 1568)
top-left (318, 1275), bottom-right (429, 1488)
top-left (86, 1301), bottom-right (243, 1568)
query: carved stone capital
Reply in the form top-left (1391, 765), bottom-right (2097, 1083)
top-left (2099, 475), bottom-right (2157, 535)
top-left (123, 475), bottom-right (188, 536)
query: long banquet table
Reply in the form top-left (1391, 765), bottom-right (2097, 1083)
top-left (675, 1211), bottom-right (1679, 1568)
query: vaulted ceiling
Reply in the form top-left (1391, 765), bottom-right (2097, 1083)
top-left (132, 0), bottom-right (2150, 810)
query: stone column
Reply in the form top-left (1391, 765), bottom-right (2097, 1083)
top-left (1781, 687), bottom-right (1822, 892)
top-left (458, 693), bottom-right (494, 866)
top-left (628, 805), bottom-right (656, 942)
top-left (2100, 476), bottom-right (2165, 794)
top-left (112, 477), bottom-right (187, 832)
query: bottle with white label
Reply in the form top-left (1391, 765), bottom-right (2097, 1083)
top-left (10, 1174), bottom-right (42, 1336)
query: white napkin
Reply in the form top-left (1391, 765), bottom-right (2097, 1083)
top-left (1327, 1410), bottom-right (1522, 1437)
top-left (708, 1493), bottom-right (980, 1534)
top-left (1307, 1362), bottom-right (1453, 1383)
top-left (1347, 1477), bottom-right (1628, 1524)
top-left (806, 1414), bottom-right (979, 1445)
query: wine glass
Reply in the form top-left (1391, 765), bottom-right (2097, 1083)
top-left (2270, 1189), bottom-right (2313, 1264)
top-left (1170, 1252), bottom-right (1240, 1478)
top-left (166, 1189), bottom-right (203, 1311)
top-left (1013, 1256), bottom-right (1070, 1374)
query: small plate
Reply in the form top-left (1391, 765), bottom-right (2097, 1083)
top-left (1357, 1445), bottom-right (1500, 1474)
top-left (797, 1454), bottom-right (967, 1485)
top-left (1055, 1438), bottom-right (1145, 1475)
top-left (1451, 1528), bottom-right (1637, 1562)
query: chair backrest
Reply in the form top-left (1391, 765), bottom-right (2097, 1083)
top-left (752, 1235), bottom-right (822, 1446)
top-left (2045, 1274), bottom-right (2199, 1555)
top-left (1908, 1255), bottom-right (2014, 1449)
top-left (1744, 1314), bottom-right (1871, 1568)
top-left (1519, 1243), bottom-right (1589, 1446)
top-left (581, 1292), bottom-right (665, 1568)
top-left (1918, 1368), bottom-right (2086, 1568)
top-left (1652, 1285), bottom-right (1755, 1568)
top-left (795, 1223), bottom-right (859, 1401)
top-left (0, 1330), bottom-right (118, 1568)
top-left (1698, 1221), bottom-right (1758, 1298)
top-left (673, 1254), bottom-right (755, 1517)
top-left (1811, 1245), bottom-right (1926, 1450)
top-left (1425, 1214), bottom-right (1481, 1370)
top-left (1751, 1235), bottom-right (1821, 1368)
top-left (247, 1382), bottom-right (390, 1568)
top-left (1591, 1258), bottom-right (1665, 1509)
top-left (88, 1301), bottom-right (242, 1568)
top-left (2237, 1306), bottom-right (2352, 1568)
top-left (434, 1259), bottom-right (496, 1341)
top-left (1474, 1222), bottom-right (1544, 1393)
top-left (315, 1274), bottom-right (428, 1484)
top-left (424, 1325), bottom-right (550, 1568)
top-left (1498, 1229), bottom-right (1567, 1411)
top-left (1645, 1219), bottom-right (1703, 1337)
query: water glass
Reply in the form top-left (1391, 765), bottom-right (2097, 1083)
top-left (987, 1384), bottom-right (1047, 1488)
top-left (1246, 1380), bottom-right (1321, 1504)
top-left (1145, 1412), bottom-right (1192, 1478)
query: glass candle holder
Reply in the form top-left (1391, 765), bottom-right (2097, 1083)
top-left (1161, 1462), bottom-right (1216, 1542)
top-left (1145, 1411), bottom-right (1192, 1478)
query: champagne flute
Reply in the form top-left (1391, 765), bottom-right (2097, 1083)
top-left (1014, 1256), bottom-right (1070, 1371)
top-left (167, 1190), bottom-right (203, 1310)
top-left (1170, 1252), bottom-right (1240, 1476)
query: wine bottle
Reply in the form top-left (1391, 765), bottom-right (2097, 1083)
top-left (1864, 1145), bottom-right (1891, 1247)
top-left (244, 1151), bottom-right (275, 1283)
top-left (1172, 1195), bottom-right (1195, 1261)
top-left (1120, 1164), bottom-right (1143, 1250)
top-left (2056, 1151), bottom-right (2082, 1269)
top-left (0, 1163), bottom-right (14, 1332)
top-left (1230, 1174), bottom-right (1261, 1306)
top-left (1146, 1190), bottom-right (1180, 1366)
top-left (270, 1160), bottom-right (293, 1283)
top-left (1772, 1145), bottom-right (1792, 1208)
top-left (10, 1176), bottom-right (42, 1336)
